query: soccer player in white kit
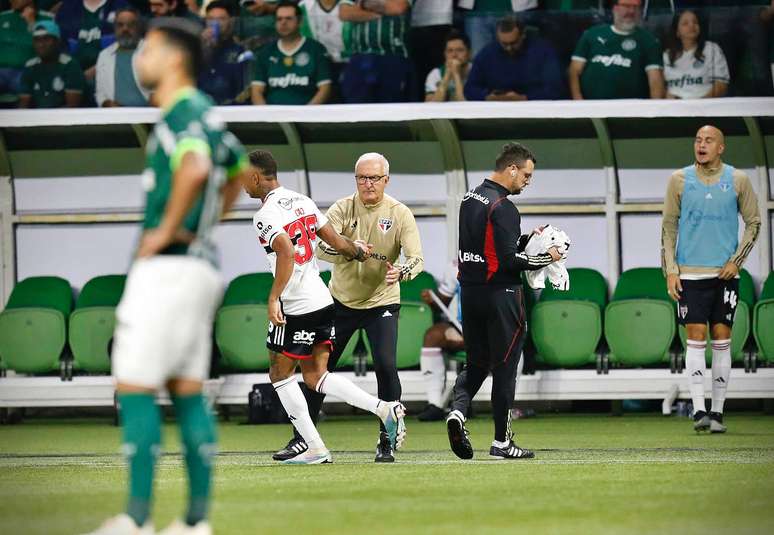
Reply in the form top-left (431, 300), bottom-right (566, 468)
top-left (241, 149), bottom-right (407, 464)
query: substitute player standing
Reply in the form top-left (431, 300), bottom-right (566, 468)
top-left (274, 152), bottom-right (424, 463)
top-left (447, 142), bottom-right (561, 460)
top-left (662, 125), bottom-right (760, 434)
top-left (83, 18), bottom-right (248, 535)
top-left (242, 150), bottom-right (406, 464)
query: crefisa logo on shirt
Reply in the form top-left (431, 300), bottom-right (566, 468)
top-left (378, 217), bottom-right (393, 234)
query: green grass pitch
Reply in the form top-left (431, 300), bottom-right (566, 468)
top-left (1, 413), bottom-right (773, 535)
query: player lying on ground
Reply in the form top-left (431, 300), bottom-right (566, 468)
top-left (242, 149), bottom-right (406, 464)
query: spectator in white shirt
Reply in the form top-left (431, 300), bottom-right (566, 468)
top-left (663, 9), bottom-right (729, 99)
top-left (425, 30), bottom-right (471, 102)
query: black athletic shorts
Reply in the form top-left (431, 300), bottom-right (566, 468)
top-left (677, 278), bottom-right (739, 327)
top-left (266, 304), bottom-right (335, 359)
top-left (460, 284), bottom-right (527, 370)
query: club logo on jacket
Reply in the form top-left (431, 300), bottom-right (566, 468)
top-left (378, 217), bottom-right (393, 234)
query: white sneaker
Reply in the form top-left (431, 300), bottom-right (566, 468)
top-left (80, 514), bottom-right (154, 535)
top-left (282, 447), bottom-right (332, 464)
top-left (157, 519), bottom-right (212, 535)
top-left (379, 401), bottom-right (407, 450)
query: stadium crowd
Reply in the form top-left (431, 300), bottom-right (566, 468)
top-left (1, 0), bottom-right (773, 108)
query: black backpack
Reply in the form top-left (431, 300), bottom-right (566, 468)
top-left (247, 383), bottom-right (290, 424)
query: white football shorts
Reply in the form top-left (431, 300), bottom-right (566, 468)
top-left (112, 255), bottom-right (223, 388)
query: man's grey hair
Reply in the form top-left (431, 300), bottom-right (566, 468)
top-left (355, 152), bottom-right (389, 176)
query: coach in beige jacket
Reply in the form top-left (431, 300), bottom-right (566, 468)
top-left (274, 152), bottom-right (423, 464)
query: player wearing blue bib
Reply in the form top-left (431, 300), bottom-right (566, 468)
top-left (661, 125), bottom-right (761, 435)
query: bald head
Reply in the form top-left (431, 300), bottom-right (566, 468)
top-left (694, 125), bottom-right (725, 167)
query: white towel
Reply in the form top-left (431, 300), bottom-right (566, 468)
top-left (524, 225), bottom-right (571, 291)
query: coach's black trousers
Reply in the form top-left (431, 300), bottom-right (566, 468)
top-left (451, 284), bottom-right (527, 442)
top-left (297, 298), bottom-right (402, 436)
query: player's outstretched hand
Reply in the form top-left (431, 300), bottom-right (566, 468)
top-left (268, 298), bottom-right (286, 326)
top-left (666, 273), bottom-right (682, 301)
top-left (718, 261), bottom-right (739, 280)
top-left (547, 246), bottom-right (562, 262)
top-left (385, 262), bottom-right (401, 285)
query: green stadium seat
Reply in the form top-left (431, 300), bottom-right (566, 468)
top-left (677, 269), bottom-right (756, 364)
top-left (400, 271), bottom-right (437, 303)
top-left (0, 276), bottom-right (73, 374)
top-left (221, 273), bottom-right (274, 305)
top-left (215, 274), bottom-right (273, 371)
top-left (753, 272), bottom-right (774, 363)
top-left (69, 275), bottom-right (126, 374)
top-left (531, 268), bottom-right (607, 368)
top-left (605, 268), bottom-right (675, 367)
top-left (395, 303), bottom-right (433, 368)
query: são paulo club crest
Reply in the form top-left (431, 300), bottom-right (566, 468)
top-left (378, 217), bottom-right (393, 234)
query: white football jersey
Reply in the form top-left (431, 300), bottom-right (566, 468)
top-left (253, 186), bottom-right (334, 315)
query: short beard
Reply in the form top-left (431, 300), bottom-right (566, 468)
top-left (117, 36), bottom-right (138, 49)
top-left (615, 19), bottom-right (637, 32)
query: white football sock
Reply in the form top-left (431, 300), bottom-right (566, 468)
top-left (273, 377), bottom-right (324, 450)
top-left (315, 371), bottom-right (381, 416)
top-left (685, 339), bottom-right (707, 413)
top-left (420, 348), bottom-right (446, 407)
top-left (710, 339), bottom-right (731, 414)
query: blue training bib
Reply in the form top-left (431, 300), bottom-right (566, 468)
top-left (676, 164), bottom-right (738, 269)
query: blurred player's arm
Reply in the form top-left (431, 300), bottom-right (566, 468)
top-left (316, 200), bottom-right (349, 264)
top-left (137, 146), bottom-right (211, 257)
top-left (723, 171), bottom-right (761, 279)
top-left (267, 233), bottom-right (294, 325)
top-left (317, 223), bottom-right (369, 261)
top-left (661, 171), bottom-right (682, 299)
top-left (221, 135), bottom-right (250, 216)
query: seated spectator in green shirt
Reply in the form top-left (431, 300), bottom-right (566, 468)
top-left (569, 0), bottom-right (664, 99)
top-left (0, 0), bottom-right (53, 96)
top-left (18, 19), bottom-right (85, 107)
top-left (251, 1), bottom-right (331, 105)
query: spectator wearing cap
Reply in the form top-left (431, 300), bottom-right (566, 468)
top-left (251, 1), bottom-right (331, 105)
top-left (56, 0), bottom-right (128, 88)
top-left (0, 0), bottom-right (54, 98)
top-left (569, 0), bottom-right (664, 99)
top-left (95, 6), bottom-right (148, 106)
top-left (464, 16), bottom-right (562, 101)
top-left (19, 19), bottom-right (85, 107)
top-left (199, 0), bottom-right (252, 104)
top-left (458, 0), bottom-right (538, 58)
top-left (338, 0), bottom-right (413, 103)
top-left (425, 30), bottom-right (471, 102)
top-left (409, 0), bottom-right (453, 102)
